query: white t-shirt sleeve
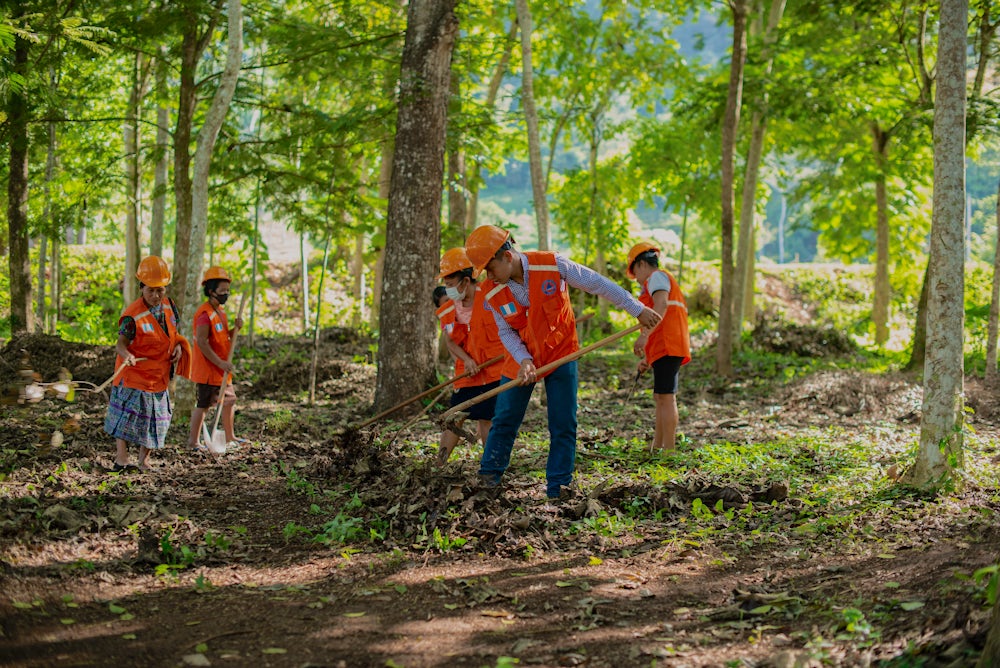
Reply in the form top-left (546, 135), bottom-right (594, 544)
top-left (646, 270), bottom-right (672, 295)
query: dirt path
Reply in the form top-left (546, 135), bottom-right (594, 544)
top-left (1, 331), bottom-right (998, 667)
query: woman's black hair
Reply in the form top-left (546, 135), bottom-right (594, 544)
top-left (203, 278), bottom-right (227, 297)
top-left (631, 250), bottom-right (660, 275)
top-left (432, 285), bottom-right (448, 307)
top-left (444, 268), bottom-right (475, 282)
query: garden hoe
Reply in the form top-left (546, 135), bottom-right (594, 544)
top-left (437, 324), bottom-right (642, 436)
top-left (355, 353), bottom-right (504, 429)
top-left (204, 292), bottom-right (249, 454)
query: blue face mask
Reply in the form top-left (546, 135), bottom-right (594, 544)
top-left (445, 285), bottom-right (465, 302)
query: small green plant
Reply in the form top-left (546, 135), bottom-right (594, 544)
top-left (265, 408), bottom-right (294, 432)
top-left (314, 513), bottom-right (362, 545)
top-left (431, 527), bottom-right (468, 552)
top-left (282, 521), bottom-right (312, 542)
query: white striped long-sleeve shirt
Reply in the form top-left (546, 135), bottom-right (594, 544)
top-left (486, 253), bottom-right (645, 366)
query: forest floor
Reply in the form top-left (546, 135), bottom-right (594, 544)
top-left (0, 320), bottom-right (999, 668)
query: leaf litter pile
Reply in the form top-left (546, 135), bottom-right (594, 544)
top-left (1, 328), bottom-right (999, 668)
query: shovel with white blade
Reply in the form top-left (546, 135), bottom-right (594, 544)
top-left (202, 292), bottom-right (248, 454)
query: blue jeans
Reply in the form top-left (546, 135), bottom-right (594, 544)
top-left (479, 361), bottom-right (578, 497)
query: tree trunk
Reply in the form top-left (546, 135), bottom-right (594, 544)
top-left (908, 0), bottom-right (967, 488)
top-left (733, 0), bottom-right (786, 342)
top-left (985, 177), bottom-right (1000, 384)
top-left (151, 48), bottom-right (170, 258)
top-left (515, 0), bottom-right (551, 250)
top-left (7, 33), bottom-right (33, 334)
top-left (467, 20), bottom-right (516, 231)
top-left (50, 237), bottom-right (60, 328)
top-left (124, 51), bottom-right (146, 308)
top-left (373, 0), bottom-right (458, 412)
top-left (446, 70), bottom-right (468, 245)
top-left (172, 6), bottom-right (221, 318)
top-left (979, 583), bottom-right (1000, 667)
top-left (905, 261), bottom-right (930, 372)
top-left (183, 0), bottom-right (243, 323)
top-left (716, 0), bottom-right (749, 377)
top-left (40, 110), bottom-right (57, 333)
top-left (351, 232), bottom-right (365, 329)
top-left (871, 123), bottom-right (891, 347)
top-left (371, 128), bottom-right (394, 330)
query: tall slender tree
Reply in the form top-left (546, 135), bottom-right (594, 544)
top-left (908, 0), bottom-right (967, 488)
top-left (717, 0), bottom-right (750, 376)
top-left (515, 0), bottom-right (550, 250)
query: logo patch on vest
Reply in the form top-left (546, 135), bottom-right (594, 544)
top-left (499, 302), bottom-right (517, 317)
top-left (141, 322), bottom-right (154, 333)
top-left (214, 322), bottom-right (224, 332)
top-left (541, 279), bottom-right (557, 296)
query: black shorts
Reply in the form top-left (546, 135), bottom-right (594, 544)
top-left (196, 382), bottom-right (236, 409)
top-left (652, 356), bottom-right (683, 395)
top-left (450, 381), bottom-right (501, 421)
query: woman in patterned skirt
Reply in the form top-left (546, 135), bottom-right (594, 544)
top-left (104, 256), bottom-right (183, 472)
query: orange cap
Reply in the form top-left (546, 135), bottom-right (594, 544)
top-left (201, 266), bottom-right (231, 285)
top-left (465, 225), bottom-right (511, 274)
top-left (135, 256), bottom-right (171, 287)
top-left (626, 242), bottom-right (660, 279)
top-left (438, 248), bottom-right (474, 279)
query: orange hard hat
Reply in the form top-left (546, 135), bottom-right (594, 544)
top-left (626, 242), bottom-right (660, 279)
top-left (465, 225), bottom-right (511, 274)
top-left (201, 266), bottom-right (231, 285)
top-left (438, 248), bottom-right (474, 279)
top-left (135, 256), bottom-right (171, 287)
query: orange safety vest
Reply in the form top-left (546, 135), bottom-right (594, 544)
top-left (484, 251), bottom-right (578, 380)
top-left (114, 297), bottom-right (180, 393)
top-left (640, 269), bottom-right (691, 366)
top-left (189, 301), bottom-right (232, 385)
top-left (435, 300), bottom-right (467, 347)
top-left (448, 285), bottom-right (505, 388)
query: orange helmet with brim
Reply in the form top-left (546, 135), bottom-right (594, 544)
top-left (465, 225), bottom-right (511, 275)
top-left (136, 256), bottom-right (171, 287)
top-left (626, 242), bottom-right (660, 279)
top-left (438, 248), bottom-right (474, 279)
top-left (201, 266), bottom-right (231, 285)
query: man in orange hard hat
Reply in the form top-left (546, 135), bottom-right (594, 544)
top-left (464, 225), bottom-right (661, 499)
top-left (187, 266), bottom-right (245, 453)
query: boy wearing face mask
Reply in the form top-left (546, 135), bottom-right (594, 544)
top-left (187, 266), bottom-right (245, 453)
top-left (435, 248), bottom-right (507, 465)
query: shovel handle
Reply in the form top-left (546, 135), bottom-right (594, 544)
top-left (357, 354), bottom-right (506, 428)
top-left (96, 357), bottom-right (148, 392)
top-left (441, 324), bottom-right (641, 422)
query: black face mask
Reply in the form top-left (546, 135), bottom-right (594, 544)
top-left (214, 292), bottom-right (230, 305)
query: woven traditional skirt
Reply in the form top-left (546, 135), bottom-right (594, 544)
top-left (104, 385), bottom-right (173, 449)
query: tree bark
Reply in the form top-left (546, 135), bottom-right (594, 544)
top-left (908, 0), bottom-right (967, 488)
top-left (515, 0), bottom-right (551, 250)
top-left (734, 0), bottom-right (786, 342)
top-left (6, 33), bottom-right (33, 334)
top-left (871, 123), bottom-right (891, 347)
top-left (373, 0), bottom-right (458, 412)
top-left (183, 0), bottom-right (243, 322)
top-left (151, 48), bottom-right (170, 258)
top-left (716, 0), bottom-right (749, 377)
top-left (905, 261), bottom-right (930, 372)
top-left (979, 580), bottom-right (1000, 667)
top-left (986, 177), bottom-right (1000, 384)
top-left (371, 123), bottom-right (395, 330)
